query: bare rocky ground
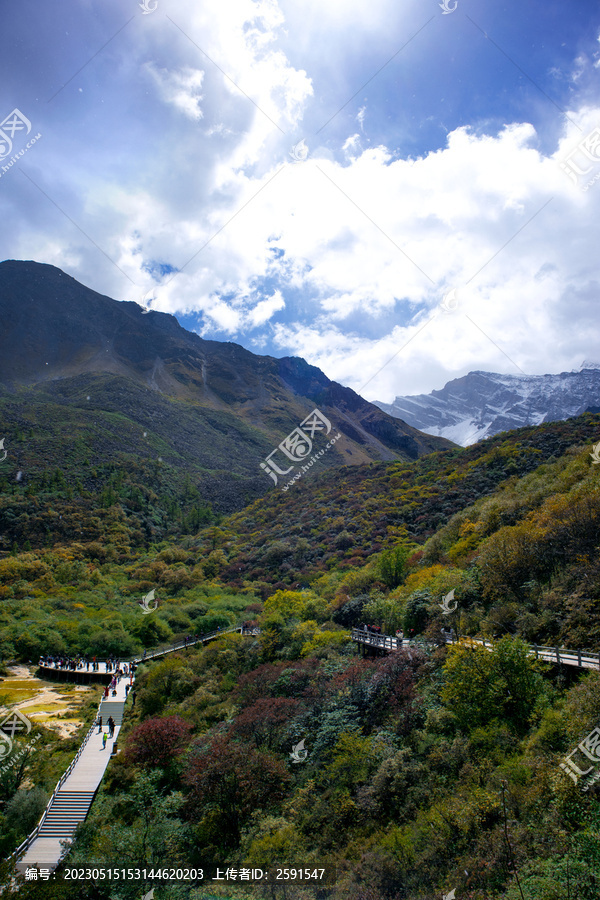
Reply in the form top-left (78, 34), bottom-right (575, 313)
top-left (0, 665), bottom-right (98, 739)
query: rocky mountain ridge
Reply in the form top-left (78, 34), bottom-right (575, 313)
top-left (374, 366), bottom-right (600, 445)
top-left (0, 261), bottom-right (452, 515)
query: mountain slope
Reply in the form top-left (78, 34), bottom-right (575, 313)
top-left (0, 261), bottom-right (453, 550)
top-left (205, 412), bottom-right (600, 592)
top-left (374, 366), bottom-right (600, 445)
top-left (0, 260), bottom-right (451, 466)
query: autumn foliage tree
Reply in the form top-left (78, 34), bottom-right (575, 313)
top-left (125, 716), bottom-right (192, 768)
top-left (183, 736), bottom-right (290, 848)
top-left (441, 637), bottom-right (548, 734)
top-left (230, 697), bottom-right (300, 749)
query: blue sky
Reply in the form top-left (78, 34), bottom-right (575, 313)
top-left (1, 0), bottom-right (600, 402)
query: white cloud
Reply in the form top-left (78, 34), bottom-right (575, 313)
top-left (146, 65), bottom-right (205, 121)
top-left (342, 133), bottom-right (362, 158)
top-left (248, 289), bottom-right (285, 326)
top-left (3, 0), bottom-right (600, 407)
top-left (230, 109), bottom-right (600, 400)
top-left (18, 99), bottom-right (600, 402)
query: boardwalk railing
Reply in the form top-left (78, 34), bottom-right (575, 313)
top-left (132, 625), bottom-right (242, 664)
top-left (351, 628), bottom-right (600, 670)
top-left (351, 628), bottom-right (404, 652)
top-left (8, 691), bottom-right (105, 864)
top-left (445, 636), bottom-right (600, 669)
top-left (531, 643), bottom-right (600, 669)
top-left (7, 624), bottom-right (255, 868)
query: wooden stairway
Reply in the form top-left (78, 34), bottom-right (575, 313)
top-left (37, 791), bottom-right (96, 839)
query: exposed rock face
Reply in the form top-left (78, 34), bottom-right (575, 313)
top-left (374, 366), bottom-right (600, 446)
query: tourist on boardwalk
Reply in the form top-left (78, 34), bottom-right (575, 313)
top-left (102, 731), bottom-right (108, 751)
top-left (96, 716), bottom-right (103, 733)
top-left (107, 716), bottom-right (115, 738)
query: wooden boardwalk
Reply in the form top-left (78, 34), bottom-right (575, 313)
top-left (351, 628), bottom-right (600, 669)
top-left (9, 625), bottom-right (248, 873)
top-left (16, 673), bottom-right (130, 871)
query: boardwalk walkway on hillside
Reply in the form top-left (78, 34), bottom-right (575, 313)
top-left (351, 627), bottom-right (600, 669)
top-left (17, 674), bottom-right (129, 871)
top-left (10, 625), bottom-right (249, 873)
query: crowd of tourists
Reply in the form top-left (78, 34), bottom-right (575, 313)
top-left (101, 664), bottom-right (137, 698)
top-left (38, 655), bottom-right (133, 673)
top-left (38, 655), bottom-right (99, 671)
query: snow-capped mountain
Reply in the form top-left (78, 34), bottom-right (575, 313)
top-left (373, 363), bottom-right (600, 446)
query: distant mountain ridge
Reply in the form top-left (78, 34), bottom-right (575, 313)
top-left (0, 260), bottom-right (453, 517)
top-left (374, 366), bottom-right (600, 446)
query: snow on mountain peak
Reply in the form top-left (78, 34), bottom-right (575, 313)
top-left (374, 367), bottom-right (600, 446)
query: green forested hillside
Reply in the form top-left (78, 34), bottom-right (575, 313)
top-left (2, 413), bottom-right (600, 899)
top-left (0, 366), bottom-right (452, 554)
top-left (0, 260), bottom-right (453, 555)
top-left (212, 414), bottom-right (600, 598)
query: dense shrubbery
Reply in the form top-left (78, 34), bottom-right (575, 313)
top-left (3, 414), bottom-right (600, 898)
top-left (20, 630), bottom-right (599, 900)
top-left (212, 413), bottom-right (600, 591)
top-left (0, 541), bottom-right (257, 662)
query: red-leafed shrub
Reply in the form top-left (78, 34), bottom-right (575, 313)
top-left (125, 715), bottom-right (192, 767)
top-left (230, 697), bottom-right (300, 748)
top-left (183, 736), bottom-right (290, 845)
